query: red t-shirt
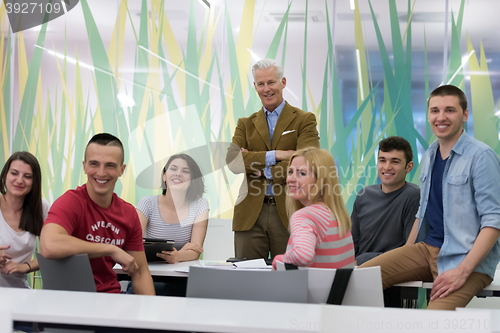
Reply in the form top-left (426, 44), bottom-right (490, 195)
top-left (44, 184), bottom-right (143, 293)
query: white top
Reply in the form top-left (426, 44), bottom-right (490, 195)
top-left (137, 196), bottom-right (208, 250)
top-left (0, 199), bottom-right (49, 288)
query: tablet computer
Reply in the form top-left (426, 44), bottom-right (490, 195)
top-left (143, 238), bottom-right (175, 262)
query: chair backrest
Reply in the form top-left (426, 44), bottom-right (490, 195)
top-left (37, 253), bottom-right (96, 292)
top-left (276, 261), bottom-right (384, 307)
top-left (0, 307), bottom-right (11, 333)
top-left (186, 266), bottom-right (308, 303)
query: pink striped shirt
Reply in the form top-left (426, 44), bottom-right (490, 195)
top-left (273, 203), bottom-right (355, 269)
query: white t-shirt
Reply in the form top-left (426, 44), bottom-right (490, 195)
top-left (0, 198), bottom-right (49, 288)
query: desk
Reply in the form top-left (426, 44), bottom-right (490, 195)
top-left (323, 304), bottom-right (495, 333)
top-left (3, 287), bottom-right (497, 333)
top-left (1, 287), bottom-right (321, 333)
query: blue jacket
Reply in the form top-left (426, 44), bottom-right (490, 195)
top-left (416, 131), bottom-right (500, 278)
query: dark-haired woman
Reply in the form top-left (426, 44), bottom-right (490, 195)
top-left (133, 154), bottom-right (208, 296)
top-left (0, 152), bottom-right (49, 288)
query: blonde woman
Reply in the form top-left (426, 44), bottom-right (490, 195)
top-left (272, 147), bottom-right (355, 268)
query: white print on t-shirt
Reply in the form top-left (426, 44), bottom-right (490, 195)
top-left (85, 234), bottom-right (124, 246)
top-left (85, 220), bottom-right (124, 246)
top-left (91, 221), bottom-right (121, 234)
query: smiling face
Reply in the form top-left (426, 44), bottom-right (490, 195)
top-left (428, 95), bottom-right (468, 146)
top-left (83, 143), bottom-right (125, 207)
top-left (253, 66), bottom-right (286, 112)
top-left (163, 158), bottom-right (192, 193)
top-left (377, 149), bottom-right (413, 193)
top-left (286, 156), bottom-right (317, 207)
top-left (4, 160), bottom-right (34, 199)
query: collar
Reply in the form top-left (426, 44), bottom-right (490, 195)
top-left (264, 100), bottom-right (286, 117)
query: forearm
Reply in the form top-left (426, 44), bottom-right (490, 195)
top-left (130, 267), bottom-right (155, 295)
top-left (128, 251), bottom-right (155, 295)
top-left (456, 226), bottom-right (500, 276)
top-left (282, 246), bottom-right (314, 267)
top-left (405, 218), bottom-right (419, 245)
top-left (27, 258), bottom-right (39, 272)
top-left (177, 248), bottom-right (201, 261)
top-left (41, 230), bottom-right (115, 259)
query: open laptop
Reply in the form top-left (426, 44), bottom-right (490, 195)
top-left (37, 253), bottom-right (96, 292)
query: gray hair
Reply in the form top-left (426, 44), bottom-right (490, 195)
top-left (252, 59), bottom-right (284, 80)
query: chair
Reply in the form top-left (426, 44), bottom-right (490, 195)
top-left (186, 266), bottom-right (308, 303)
top-left (276, 261), bottom-right (384, 306)
top-left (0, 307), bottom-right (11, 333)
top-left (37, 253), bottom-right (96, 292)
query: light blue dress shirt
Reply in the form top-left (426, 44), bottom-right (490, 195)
top-left (263, 100), bottom-right (286, 195)
top-left (415, 131), bottom-right (500, 278)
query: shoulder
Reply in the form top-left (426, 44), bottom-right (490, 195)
top-left (402, 182), bottom-right (420, 194)
top-left (198, 197), bottom-right (209, 208)
top-left (51, 187), bottom-right (85, 208)
top-left (191, 197), bottom-right (209, 211)
top-left (138, 195), bottom-right (156, 206)
top-left (463, 136), bottom-right (496, 156)
top-left (293, 204), bottom-right (331, 221)
top-left (354, 184), bottom-right (381, 201)
top-left (455, 135), bottom-right (500, 168)
top-left (112, 193), bottom-right (135, 211)
top-left (136, 195), bottom-right (157, 213)
top-left (239, 110), bottom-right (262, 122)
top-left (284, 103), bottom-right (315, 120)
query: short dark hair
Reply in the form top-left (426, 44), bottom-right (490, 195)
top-left (85, 133), bottom-right (124, 165)
top-left (428, 85), bottom-right (467, 112)
top-left (378, 136), bottom-right (413, 165)
top-left (0, 152), bottom-right (43, 236)
top-left (161, 154), bottom-right (205, 202)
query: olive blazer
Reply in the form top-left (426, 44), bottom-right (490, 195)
top-left (226, 102), bottom-right (320, 231)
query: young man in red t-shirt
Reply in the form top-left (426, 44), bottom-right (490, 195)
top-left (41, 133), bottom-right (154, 294)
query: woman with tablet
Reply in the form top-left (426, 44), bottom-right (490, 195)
top-left (134, 153), bottom-right (209, 295)
top-left (0, 151), bottom-right (49, 288)
top-left (272, 147), bottom-right (355, 269)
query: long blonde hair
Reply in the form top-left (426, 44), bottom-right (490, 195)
top-left (285, 147), bottom-right (351, 236)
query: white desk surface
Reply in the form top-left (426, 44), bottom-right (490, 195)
top-left (1, 287), bottom-right (321, 333)
top-left (114, 260), bottom-right (199, 277)
top-left (114, 260), bottom-right (271, 277)
top-left (394, 281), bottom-right (423, 288)
top-left (4, 287), bottom-right (498, 333)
